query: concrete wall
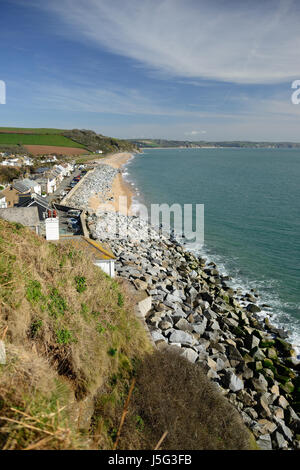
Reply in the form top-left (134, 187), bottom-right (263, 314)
top-left (94, 260), bottom-right (115, 278)
top-left (61, 168), bottom-right (95, 205)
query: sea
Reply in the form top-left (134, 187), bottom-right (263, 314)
top-left (123, 147), bottom-right (300, 352)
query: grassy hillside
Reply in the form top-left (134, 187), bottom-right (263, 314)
top-left (63, 129), bottom-right (137, 154)
top-left (0, 219), bottom-right (254, 450)
top-left (0, 128), bottom-right (137, 155)
top-left (0, 133), bottom-right (86, 148)
top-left (0, 128), bottom-right (68, 134)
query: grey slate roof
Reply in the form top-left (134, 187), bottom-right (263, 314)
top-left (22, 178), bottom-right (39, 189)
top-left (0, 207), bottom-right (40, 227)
top-left (12, 181), bottom-right (30, 193)
top-left (34, 167), bottom-right (50, 174)
top-left (17, 193), bottom-right (50, 221)
top-left (13, 179), bottom-right (39, 193)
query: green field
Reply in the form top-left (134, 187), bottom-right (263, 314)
top-left (0, 127), bottom-right (67, 134)
top-left (0, 133), bottom-right (86, 148)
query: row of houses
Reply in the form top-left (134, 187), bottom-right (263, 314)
top-left (0, 165), bottom-right (116, 277)
top-left (0, 155), bottom-right (33, 167)
top-left (0, 161), bottom-right (75, 208)
top-left (0, 180), bottom-right (43, 209)
top-left (32, 161), bottom-right (74, 194)
top-left (0, 154), bottom-right (58, 167)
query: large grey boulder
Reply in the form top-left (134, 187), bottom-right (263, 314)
top-left (286, 406), bottom-right (300, 432)
top-left (175, 318), bottom-right (194, 333)
top-left (159, 320), bottom-right (173, 331)
top-left (275, 418), bottom-right (293, 442)
top-left (256, 434), bottom-right (272, 450)
top-left (215, 357), bottom-right (227, 372)
top-left (223, 370), bottom-right (244, 392)
top-left (251, 374), bottom-right (268, 393)
top-left (165, 293), bottom-right (182, 304)
top-left (151, 330), bottom-right (166, 343)
top-left (257, 394), bottom-right (272, 418)
top-left (192, 317), bottom-right (207, 335)
top-left (257, 419), bottom-right (277, 434)
top-left (137, 295), bottom-right (152, 318)
top-left (180, 348), bottom-right (198, 363)
top-left (244, 333), bottom-right (260, 350)
top-left (246, 303), bottom-right (261, 313)
top-left (275, 432), bottom-right (288, 449)
top-left (169, 330), bottom-right (195, 347)
top-left (186, 286), bottom-right (198, 304)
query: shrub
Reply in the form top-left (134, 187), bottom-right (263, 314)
top-left (117, 293), bottom-right (124, 307)
top-left (96, 323), bottom-right (106, 334)
top-left (26, 280), bottom-right (44, 303)
top-left (30, 319), bottom-right (43, 338)
top-left (108, 348), bottom-right (117, 357)
top-left (75, 276), bottom-right (87, 293)
top-left (118, 349), bottom-right (253, 450)
top-left (48, 288), bottom-right (68, 318)
top-left (56, 328), bottom-right (76, 345)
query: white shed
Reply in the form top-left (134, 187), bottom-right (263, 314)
top-left (45, 217), bottom-right (60, 241)
top-left (57, 236), bottom-right (116, 277)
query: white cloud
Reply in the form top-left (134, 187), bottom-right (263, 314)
top-left (32, 81), bottom-right (240, 119)
top-left (184, 130), bottom-right (207, 136)
top-left (33, 0), bottom-right (300, 84)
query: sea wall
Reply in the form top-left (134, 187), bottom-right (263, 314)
top-left (67, 165), bottom-right (300, 451)
top-left (86, 210), bottom-right (300, 450)
top-left (64, 164), bottom-right (119, 209)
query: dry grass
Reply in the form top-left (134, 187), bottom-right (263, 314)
top-left (111, 350), bottom-right (253, 450)
top-left (0, 344), bottom-right (82, 450)
top-left (0, 219), bottom-right (253, 450)
top-left (0, 219), bottom-right (151, 449)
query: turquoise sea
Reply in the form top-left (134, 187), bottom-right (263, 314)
top-left (123, 148), bottom-right (300, 351)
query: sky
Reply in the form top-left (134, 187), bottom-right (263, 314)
top-left (1, 0), bottom-right (300, 140)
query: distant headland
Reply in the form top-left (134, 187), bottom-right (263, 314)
top-left (129, 139), bottom-right (300, 149)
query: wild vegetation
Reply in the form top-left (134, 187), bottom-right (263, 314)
top-left (0, 166), bottom-right (24, 184)
top-left (0, 128), bottom-right (137, 156)
top-left (0, 128), bottom-right (68, 134)
top-left (0, 133), bottom-right (86, 149)
top-left (0, 219), bottom-right (254, 450)
top-left (0, 144), bottom-right (28, 154)
top-left (63, 129), bottom-right (137, 154)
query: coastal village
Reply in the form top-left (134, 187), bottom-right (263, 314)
top-left (0, 148), bottom-right (299, 450)
top-left (2, 0), bottom-right (300, 455)
top-left (0, 150), bottom-right (116, 276)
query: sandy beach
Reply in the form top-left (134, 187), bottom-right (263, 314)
top-left (100, 151), bottom-right (134, 169)
top-left (88, 152), bottom-right (135, 215)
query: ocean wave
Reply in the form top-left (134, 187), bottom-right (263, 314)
top-left (122, 153), bottom-right (300, 354)
top-left (185, 241), bottom-right (300, 354)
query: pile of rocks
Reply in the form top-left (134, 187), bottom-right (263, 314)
top-left (87, 210), bottom-right (300, 450)
top-left (67, 165), bottom-right (119, 210)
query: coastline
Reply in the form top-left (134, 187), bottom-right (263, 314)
top-left (85, 205), bottom-right (300, 450)
top-left (89, 151), bottom-right (135, 215)
top-left (67, 151), bottom-right (300, 450)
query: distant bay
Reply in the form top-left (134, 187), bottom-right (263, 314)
top-left (124, 147), bottom-right (300, 350)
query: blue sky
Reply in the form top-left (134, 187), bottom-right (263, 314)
top-left (1, 0), bottom-right (300, 140)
